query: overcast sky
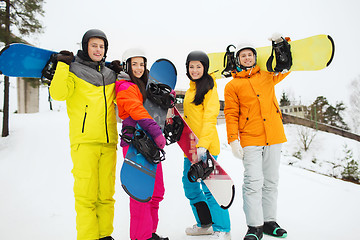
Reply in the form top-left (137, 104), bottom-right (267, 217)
top-left (21, 0), bottom-right (360, 106)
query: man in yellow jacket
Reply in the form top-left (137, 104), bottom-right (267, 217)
top-left (49, 29), bottom-right (118, 240)
top-left (224, 34), bottom-right (290, 240)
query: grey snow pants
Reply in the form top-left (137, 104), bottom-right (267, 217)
top-left (242, 144), bottom-right (282, 227)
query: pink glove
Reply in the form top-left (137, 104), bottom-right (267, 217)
top-left (154, 134), bottom-right (166, 149)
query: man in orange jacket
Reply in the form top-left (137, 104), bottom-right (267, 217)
top-left (224, 33), bottom-right (290, 240)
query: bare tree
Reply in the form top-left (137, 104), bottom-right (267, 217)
top-left (297, 126), bottom-right (317, 151)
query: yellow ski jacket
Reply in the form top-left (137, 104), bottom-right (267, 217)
top-left (49, 58), bottom-right (118, 145)
top-left (183, 79), bottom-right (220, 156)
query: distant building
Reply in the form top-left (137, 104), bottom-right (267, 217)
top-left (280, 104), bottom-right (307, 118)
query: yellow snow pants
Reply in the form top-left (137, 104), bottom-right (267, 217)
top-left (70, 143), bottom-right (117, 240)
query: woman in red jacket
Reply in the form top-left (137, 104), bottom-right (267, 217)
top-left (115, 48), bottom-right (168, 240)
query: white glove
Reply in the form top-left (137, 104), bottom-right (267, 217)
top-left (197, 147), bottom-right (207, 162)
top-left (268, 32), bottom-right (284, 43)
top-left (230, 140), bottom-right (244, 160)
top-left (275, 69), bottom-right (289, 76)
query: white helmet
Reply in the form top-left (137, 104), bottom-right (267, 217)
top-left (235, 43), bottom-right (257, 69)
top-left (122, 48), bottom-right (147, 72)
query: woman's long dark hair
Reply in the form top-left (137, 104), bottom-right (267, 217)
top-left (192, 72), bottom-right (214, 105)
top-left (127, 58), bottom-right (148, 103)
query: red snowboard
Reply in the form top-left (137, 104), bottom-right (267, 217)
top-left (168, 107), bottom-right (235, 209)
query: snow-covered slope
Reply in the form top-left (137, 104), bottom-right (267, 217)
top-left (0, 84), bottom-right (359, 239)
top-left (0, 103), bottom-right (359, 239)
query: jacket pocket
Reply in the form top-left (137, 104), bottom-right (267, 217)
top-left (239, 108), bottom-right (249, 130)
top-left (273, 101), bottom-right (283, 119)
top-left (82, 105), bottom-right (88, 133)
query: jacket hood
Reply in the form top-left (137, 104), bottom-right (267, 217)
top-left (76, 50), bottom-right (106, 67)
top-left (118, 71), bottom-right (131, 81)
top-left (70, 55), bottom-right (115, 87)
top-left (232, 65), bottom-right (260, 78)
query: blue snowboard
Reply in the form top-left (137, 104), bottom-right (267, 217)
top-left (120, 59), bottom-right (177, 202)
top-left (0, 43), bottom-right (56, 78)
top-left (0, 43), bottom-right (112, 79)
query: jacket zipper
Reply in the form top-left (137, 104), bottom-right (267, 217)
top-left (99, 64), bottom-right (109, 143)
top-left (82, 105), bottom-right (88, 133)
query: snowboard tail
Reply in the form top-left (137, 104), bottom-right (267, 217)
top-left (0, 43), bottom-right (56, 78)
top-left (208, 34), bottom-right (335, 80)
top-left (0, 43), bottom-right (111, 80)
top-left (257, 34), bottom-right (335, 72)
top-left (170, 107), bottom-right (235, 209)
top-left (120, 144), bottom-right (157, 202)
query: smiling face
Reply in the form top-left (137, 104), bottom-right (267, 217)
top-left (238, 49), bottom-right (256, 68)
top-left (188, 61), bottom-right (204, 80)
top-left (130, 57), bottom-right (145, 78)
top-left (87, 37), bottom-right (105, 62)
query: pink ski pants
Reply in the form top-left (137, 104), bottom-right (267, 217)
top-left (123, 146), bottom-right (165, 240)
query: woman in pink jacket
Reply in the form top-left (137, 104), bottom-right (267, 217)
top-left (115, 48), bottom-right (168, 240)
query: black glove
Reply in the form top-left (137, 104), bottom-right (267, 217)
top-left (108, 60), bottom-right (123, 73)
top-left (57, 50), bottom-right (74, 65)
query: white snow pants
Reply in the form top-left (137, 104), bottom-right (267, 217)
top-left (242, 144), bottom-right (282, 227)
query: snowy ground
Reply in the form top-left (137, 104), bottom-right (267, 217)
top-left (0, 85), bottom-right (359, 239)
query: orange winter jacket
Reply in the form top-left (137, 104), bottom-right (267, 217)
top-left (224, 65), bottom-right (290, 147)
top-left (115, 75), bottom-right (165, 147)
top-left (115, 79), bottom-right (151, 121)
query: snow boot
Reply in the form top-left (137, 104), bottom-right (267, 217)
top-left (99, 237), bottom-right (114, 240)
top-left (210, 231), bottom-right (231, 240)
top-left (185, 224), bottom-right (214, 236)
top-left (244, 226), bottom-right (263, 240)
top-left (147, 233), bottom-right (169, 240)
top-left (263, 221), bottom-right (287, 238)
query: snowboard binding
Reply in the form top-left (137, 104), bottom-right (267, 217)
top-left (266, 37), bottom-right (292, 73)
top-left (164, 115), bottom-right (184, 145)
top-left (120, 126), bottom-right (165, 164)
top-left (187, 151), bottom-right (214, 182)
top-left (147, 82), bottom-right (176, 110)
top-left (221, 44), bottom-right (237, 78)
top-left (41, 53), bottom-right (59, 85)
